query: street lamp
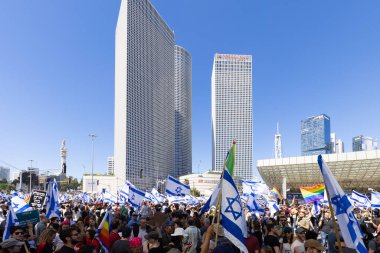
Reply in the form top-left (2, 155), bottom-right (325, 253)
top-left (89, 134), bottom-right (97, 193)
top-left (28, 160), bottom-right (34, 193)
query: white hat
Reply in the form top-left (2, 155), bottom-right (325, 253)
top-left (171, 227), bottom-right (185, 237)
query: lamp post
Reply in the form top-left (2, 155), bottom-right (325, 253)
top-left (28, 160), bottom-right (34, 193)
top-left (89, 134), bottom-right (97, 193)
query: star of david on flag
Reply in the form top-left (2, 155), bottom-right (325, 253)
top-left (46, 179), bottom-right (60, 218)
top-left (221, 169), bottom-right (248, 253)
top-left (318, 155), bottom-right (367, 253)
top-left (165, 175), bottom-right (190, 196)
top-left (128, 185), bottom-right (145, 210)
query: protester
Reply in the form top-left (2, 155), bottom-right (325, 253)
top-left (111, 226), bottom-right (131, 253)
top-left (36, 229), bottom-right (56, 253)
top-left (291, 227), bottom-right (306, 253)
top-left (0, 238), bottom-right (24, 253)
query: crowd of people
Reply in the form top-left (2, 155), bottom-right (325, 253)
top-left (0, 199), bottom-right (379, 253)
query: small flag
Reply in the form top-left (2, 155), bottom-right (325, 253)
top-left (246, 193), bottom-right (265, 214)
top-left (225, 142), bottom-right (236, 176)
top-left (95, 208), bottom-right (113, 253)
top-left (241, 180), bottom-right (269, 195)
top-left (351, 190), bottom-right (371, 208)
top-left (11, 196), bottom-right (30, 214)
top-left (300, 184), bottom-right (325, 203)
top-left (167, 195), bottom-right (188, 204)
top-left (271, 186), bottom-right (283, 200)
top-left (318, 155), bottom-right (367, 253)
top-left (165, 175), bottom-right (190, 196)
top-left (128, 185), bottom-right (145, 210)
top-left (200, 181), bottom-right (220, 214)
top-left (46, 179), bottom-right (60, 218)
top-left (119, 181), bottom-right (134, 203)
top-left (371, 191), bottom-right (380, 208)
top-left (104, 191), bottom-right (117, 204)
top-left (151, 188), bottom-right (165, 204)
top-left (2, 203), bottom-right (19, 240)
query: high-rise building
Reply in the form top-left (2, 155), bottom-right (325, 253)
top-left (107, 156), bottom-right (114, 175)
top-left (211, 54), bottom-right (253, 180)
top-left (330, 133), bottom-right (344, 154)
top-left (352, 135), bottom-right (378, 151)
top-left (174, 45), bottom-right (192, 177)
top-left (114, 0), bottom-right (175, 190)
top-left (0, 166), bottom-right (10, 182)
top-left (301, 114), bottom-right (331, 156)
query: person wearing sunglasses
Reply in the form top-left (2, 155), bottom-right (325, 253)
top-left (10, 226), bottom-right (31, 253)
top-left (57, 228), bottom-right (79, 253)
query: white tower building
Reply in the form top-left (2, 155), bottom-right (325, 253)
top-left (60, 140), bottom-right (67, 175)
top-left (275, 123), bottom-right (282, 159)
top-left (174, 45), bottom-right (192, 178)
top-left (114, 0), bottom-right (175, 190)
top-left (211, 54), bottom-right (253, 180)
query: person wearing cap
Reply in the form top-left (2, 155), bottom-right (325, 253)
top-left (144, 231), bottom-right (162, 253)
top-left (291, 227), bottom-right (306, 253)
top-left (304, 239), bottom-right (324, 253)
top-left (129, 237), bottom-right (146, 253)
top-left (167, 227), bottom-right (185, 253)
top-left (0, 238), bottom-right (24, 253)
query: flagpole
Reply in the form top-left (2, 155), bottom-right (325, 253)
top-left (324, 184), bottom-right (342, 253)
top-left (214, 170), bottom-right (224, 246)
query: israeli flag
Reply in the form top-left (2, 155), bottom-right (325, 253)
top-left (242, 180), bottom-right (269, 195)
top-left (221, 170), bottom-right (248, 253)
top-left (185, 194), bottom-right (200, 206)
top-left (119, 181), bottom-right (134, 203)
top-left (11, 195), bottom-right (30, 214)
top-left (128, 186), bottom-right (145, 210)
top-left (318, 155), bottom-right (367, 253)
top-left (312, 201), bottom-right (321, 216)
top-left (2, 203), bottom-right (19, 240)
top-left (351, 190), bottom-right (371, 208)
top-left (268, 200), bottom-right (279, 216)
top-left (46, 179), bottom-right (61, 218)
top-left (151, 188), bottom-right (165, 204)
top-left (246, 193), bottom-right (265, 214)
top-left (59, 193), bottom-right (67, 203)
top-left (200, 181), bottom-right (220, 214)
top-left (167, 195), bottom-right (188, 204)
top-left (165, 175), bottom-right (190, 196)
top-left (104, 191), bottom-right (117, 204)
top-left (371, 191), bottom-right (380, 208)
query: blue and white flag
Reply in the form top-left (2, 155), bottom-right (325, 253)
top-left (2, 203), bottom-right (19, 240)
top-left (221, 170), bottom-right (248, 253)
top-left (351, 191), bottom-right (371, 208)
top-left (104, 191), bottom-right (117, 204)
top-left (246, 193), bottom-right (265, 214)
top-left (128, 186), bottom-right (145, 210)
top-left (165, 175), bottom-right (190, 196)
top-left (185, 194), bottom-right (200, 206)
top-left (119, 181), bottom-right (134, 203)
top-left (268, 200), bottom-right (279, 216)
top-left (312, 201), bottom-right (321, 216)
top-left (151, 188), bottom-right (165, 204)
top-left (59, 193), bottom-right (68, 203)
top-left (46, 179), bottom-right (60, 218)
top-left (371, 191), bottom-right (380, 208)
top-left (318, 155), bottom-right (367, 253)
top-left (200, 181), bottom-right (220, 214)
top-left (242, 180), bottom-right (269, 196)
top-left (11, 195), bottom-right (30, 214)
top-left (167, 195), bottom-right (188, 204)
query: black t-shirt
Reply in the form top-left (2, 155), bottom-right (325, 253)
top-left (264, 234), bottom-right (280, 252)
top-left (111, 240), bottom-right (129, 253)
top-left (57, 245), bottom-right (75, 253)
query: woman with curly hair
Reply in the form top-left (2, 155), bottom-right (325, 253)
top-left (36, 229), bottom-right (57, 253)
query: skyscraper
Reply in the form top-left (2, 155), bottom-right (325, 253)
top-left (211, 54), bottom-right (253, 180)
top-left (114, 0), bottom-right (175, 190)
top-left (174, 45), bottom-right (192, 177)
top-left (301, 114), bottom-right (331, 156)
top-left (352, 135), bottom-right (378, 151)
top-left (330, 133), bottom-right (344, 154)
top-left (107, 156), bottom-right (114, 175)
top-left (274, 123), bottom-right (282, 159)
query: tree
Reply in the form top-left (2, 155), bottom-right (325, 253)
top-left (184, 179), bottom-right (190, 185)
top-left (191, 188), bottom-right (201, 197)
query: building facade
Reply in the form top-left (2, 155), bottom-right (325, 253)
top-left (211, 54), bottom-right (253, 180)
top-left (174, 45), bottom-right (192, 178)
top-left (301, 114), bottom-right (331, 156)
top-left (352, 135), bottom-right (378, 151)
top-left (114, 0), bottom-right (175, 190)
top-left (179, 171), bottom-right (222, 197)
top-left (107, 156), bottom-right (114, 175)
top-left (330, 133), bottom-right (344, 154)
top-left (0, 166), bottom-right (10, 182)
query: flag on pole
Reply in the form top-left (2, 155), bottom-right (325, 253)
top-left (95, 208), bottom-right (113, 253)
top-left (151, 188), bottom-right (165, 204)
top-left (165, 175), bottom-right (190, 196)
top-left (46, 179), bottom-right (60, 218)
top-left (221, 168), bottom-right (248, 253)
top-left (119, 181), bottom-right (134, 203)
top-left (200, 181), bottom-right (220, 214)
top-left (271, 186), bottom-right (283, 200)
top-left (318, 155), bottom-right (367, 253)
top-left (241, 180), bottom-right (269, 195)
top-left (246, 193), bottom-right (265, 214)
top-left (104, 191), bottom-right (117, 204)
top-left (2, 203), bottom-right (19, 240)
top-left (225, 142), bottom-right (236, 176)
top-left (300, 184), bottom-right (325, 203)
top-left (371, 191), bottom-right (380, 208)
top-left (167, 195), bottom-right (188, 204)
top-left (351, 190), bottom-right (371, 208)
top-left (128, 186), bottom-right (145, 210)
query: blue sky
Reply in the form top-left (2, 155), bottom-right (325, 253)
top-left (1, 0), bottom-right (379, 180)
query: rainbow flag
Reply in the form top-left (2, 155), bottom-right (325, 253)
top-left (225, 141), bottom-right (236, 176)
top-left (95, 208), bottom-right (113, 253)
top-left (271, 186), bottom-right (283, 200)
top-left (24, 194), bottom-right (31, 204)
top-left (300, 184), bottom-right (325, 203)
